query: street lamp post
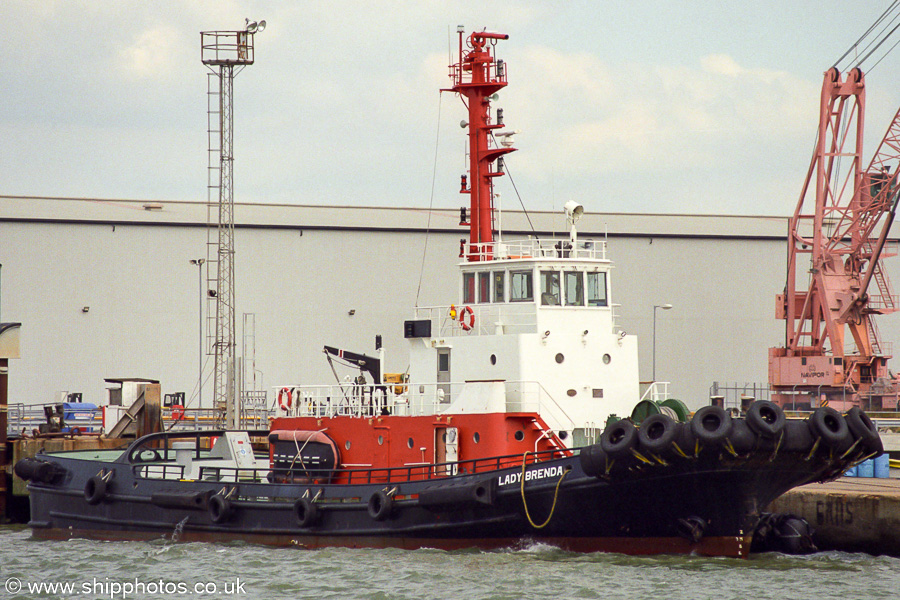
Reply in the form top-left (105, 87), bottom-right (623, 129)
top-left (653, 303), bottom-right (673, 382)
top-left (190, 259), bottom-right (206, 408)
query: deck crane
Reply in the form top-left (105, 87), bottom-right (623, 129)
top-left (769, 67), bottom-right (900, 411)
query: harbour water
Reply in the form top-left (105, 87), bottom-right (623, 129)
top-left (1, 525), bottom-right (898, 599)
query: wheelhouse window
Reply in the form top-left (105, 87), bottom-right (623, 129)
top-left (564, 271), bottom-right (584, 306)
top-left (478, 272), bottom-right (491, 304)
top-left (462, 272), bottom-right (475, 304)
top-left (493, 271), bottom-right (505, 303)
top-left (587, 271), bottom-right (608, 307)
top-left (510, 270), bottom-right (533, 302)
top-left (540, 271), bottom-right (561, 306)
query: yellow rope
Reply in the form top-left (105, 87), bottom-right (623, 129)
top-left (723, 438), bottom-right (738, 457)
top-left (671, 442), bottom-right (690, 459)
top-left (839, 437), bottom-right (861, 460)
top-left (805, 437), bottom-right (821, 461)
top-left (520, 452), bottom-right (569, 529)
top-left (767, 431), bottom-right (785, 462)
top-left (630, 449), bottom-right (654, 465)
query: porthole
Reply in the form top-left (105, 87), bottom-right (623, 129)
top-left (490, 354), bottom-right (497, 365)
top-left (473, 432), bottom-right (481, 443)
top-left (566, 389), bottom-right (577, 397)
top-left (559, 430), bottom-right (569, 440)
top-left (514, 430), bottom-right (525, 442)
top-left (602, 354), bottom-right (611, 365)
top-left (408, 437), bottom-right (414, 449)
top-left (377, 435), bottom-right (384, 446)
top-left (345, 440), bottom-right (351, 450)
top-left (555, 353), bottom-right (565, 364)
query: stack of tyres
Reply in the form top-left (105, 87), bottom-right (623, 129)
top-left (578, 401), bottom-right (883, 481)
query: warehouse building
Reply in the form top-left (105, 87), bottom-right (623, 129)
top-left (3, 194), bottom-right (897, 412)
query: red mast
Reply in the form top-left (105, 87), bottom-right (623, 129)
top-left (448, 29), bottom-right (516, 261)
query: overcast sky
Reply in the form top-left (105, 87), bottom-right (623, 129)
top-left (3, 1), bottom-right (900, 216)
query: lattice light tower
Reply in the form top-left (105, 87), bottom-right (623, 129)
top-left (200, 20), bottom-right (264, 427)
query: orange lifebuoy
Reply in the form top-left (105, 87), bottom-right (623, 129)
top-left (278, 387), bottom-right (293, 411)
top-left (459, 305), bottom-right (475, 331)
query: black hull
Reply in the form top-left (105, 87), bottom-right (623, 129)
top-left (23, 440), bottom-right (855, 558)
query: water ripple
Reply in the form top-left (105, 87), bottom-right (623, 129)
top-left (1, 527), bottom-right (898, 600)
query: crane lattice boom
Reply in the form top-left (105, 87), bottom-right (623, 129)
top-left (770, 67), bottom-right (900, 410)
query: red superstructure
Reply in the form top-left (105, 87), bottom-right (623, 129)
top-left (447, 30), bottom-right (517, 261)
top-left (770, 67), bottom-right (900, 410)
top-left (269, 412), bottom-right (565, 483)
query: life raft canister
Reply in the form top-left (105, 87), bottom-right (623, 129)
top-left (278, 387), bottom-right (293, 411)
top-left (459, 305), bottom-right (475, 331)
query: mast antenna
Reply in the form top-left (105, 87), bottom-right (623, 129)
top-left (446, 29), bottom-right (516, 261)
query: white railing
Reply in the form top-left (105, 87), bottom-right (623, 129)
top-left (279, 382), bottom-right (466, 419)
top-left (466, 238), bottom-right (608, 262)
top-left (276, 380), bottom-right (575, 428)
top-left (414, 303), bottom-right (537, 337)
top-left (504, 381), bottom-right (577, 431)
top-left (640, 381), bottom-right (671, 403)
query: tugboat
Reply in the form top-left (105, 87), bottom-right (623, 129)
top-left (16, 29), bottom-right (883, 557)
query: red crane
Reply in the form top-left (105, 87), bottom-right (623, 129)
top-left (770, 67), bottom-right (900, 410)
top-left (447, 29), bottom-right (517, 262)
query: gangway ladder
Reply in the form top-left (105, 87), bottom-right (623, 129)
top-left (527, 417), bottom-right (568, 456)
top-left (205, 70), bottom-right (222, 374)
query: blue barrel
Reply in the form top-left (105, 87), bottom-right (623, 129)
top-left (858, 458), bottom-right (875, 478)
top-left (874, 454), bottom-right (890, 478)
top-left (844, 465), bottom-right (857, 477)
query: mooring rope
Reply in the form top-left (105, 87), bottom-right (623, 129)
top-left (519, 452), bottom-right (569, 529)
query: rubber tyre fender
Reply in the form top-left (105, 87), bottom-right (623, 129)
top-left (727, 419), bottom-right (757, 455)
top-left (367, 491), bottom-right (393, 521)
top-left (746, 401), bottom-right (786, 439)
top-left (637, 414), bottom-right (679, 454)
top-left (690, 406), bottom-right (732, 446)
top-left (15, 458), bottom-right (62, 484)
top-left (83, 475), bottom-right (107, 506)
top-left (845, 407), bottom-right (884, 456)
top-left (807, 407), bottom-right (850, 450)
top-left (783, 418), bottom-right (815, 453)
top-left (208, 494), bottom-right (232, 524)
top-left (578, 444), bottom-right (607, 478)
top-left (600, 420), bottom-right (638, 458)
top-left (676, 423), bottom-right (697, 456)
top-left (294, 498), bottom-right (318, 528)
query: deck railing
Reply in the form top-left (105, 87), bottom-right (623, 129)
top-left (414, 303), bottom-right (537, 337)
top-left (466, 238), bottom-right (607, 262)
top-left (128, 428), bottom-right (572, 486)
top-left (278, 380), bottom-right (574, 428)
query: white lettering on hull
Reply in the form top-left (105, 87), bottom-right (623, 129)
top-left (497, 465), bottom-right (564, 487)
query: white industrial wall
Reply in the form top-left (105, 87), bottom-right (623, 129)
top-left (3, 203), bottom-right (900, 411)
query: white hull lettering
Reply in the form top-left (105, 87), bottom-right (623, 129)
top-left (497, 465), bottom-right (564, 487)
